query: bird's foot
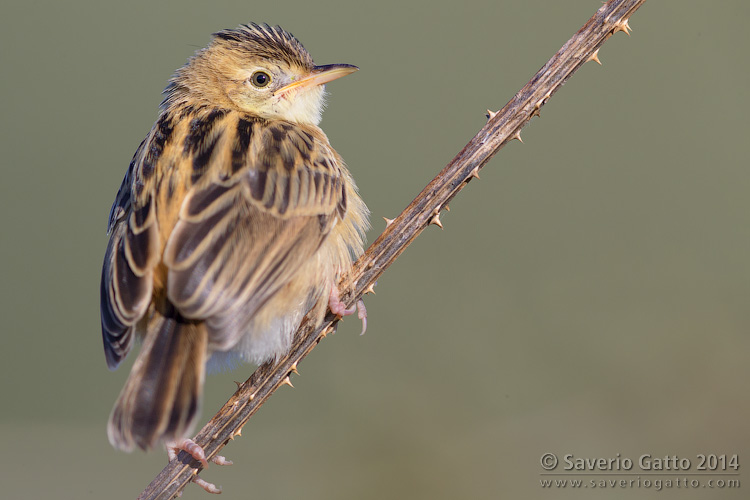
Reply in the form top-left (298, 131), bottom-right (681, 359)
top-left (167, 438), bottom-right (233, 495)
top-left (329, 286), bottom-right (368, 335)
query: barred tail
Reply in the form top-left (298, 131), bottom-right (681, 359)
top-left (107, 304), bottom-right (207, 451)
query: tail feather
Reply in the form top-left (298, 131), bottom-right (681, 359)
top-left (108, 304), bottom-right (207, 451)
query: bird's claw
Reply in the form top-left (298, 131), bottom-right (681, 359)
top-left (192, 476), bottom-right (222, 495)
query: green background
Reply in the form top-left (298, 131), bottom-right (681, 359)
top-left (1, 1), bottom-right (748, 498)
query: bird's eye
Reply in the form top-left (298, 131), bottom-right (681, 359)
top-left (250, 71), bottom-right (272, 88)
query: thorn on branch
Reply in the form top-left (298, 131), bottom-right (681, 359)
top-left (588, 49), bottom-right (602, 65)
top-left (615, 19), bottom-right (632, 35)
top-left (319, 325), bottom-right (334, 339)
top-left (533, 90), bottom-right (553, 118)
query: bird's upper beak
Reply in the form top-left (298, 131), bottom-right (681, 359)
top-left (275, 64), bottom-right (358, 95)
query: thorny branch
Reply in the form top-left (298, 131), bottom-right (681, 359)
top-left (138, 0), bottom-right (648, 497)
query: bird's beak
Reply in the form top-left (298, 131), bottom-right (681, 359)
top-left (275, 64), bottom-right (358, 95)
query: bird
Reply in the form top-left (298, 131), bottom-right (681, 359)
top-left (100, 23), bottom-right (369, 475)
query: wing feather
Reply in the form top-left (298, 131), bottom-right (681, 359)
top-left (163, 117), bottom-right (347, 350)
top-left (101, 194), bottom-right (160, 369)
top-left (101, 126), bottom-right (164, 370)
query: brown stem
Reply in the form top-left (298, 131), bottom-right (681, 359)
top-left (138, 1), bottom-right (647, 498)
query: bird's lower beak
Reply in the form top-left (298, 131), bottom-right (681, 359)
top-left (275, 64), bottom-right (359, 95)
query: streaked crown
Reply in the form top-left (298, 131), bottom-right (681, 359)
top-left (212, 23), bottom-right (314, 71)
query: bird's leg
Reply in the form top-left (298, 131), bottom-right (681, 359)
top-left (329, 286), bottom-right (368, 335)
top-left (167, 438), bottom-right (233, 495)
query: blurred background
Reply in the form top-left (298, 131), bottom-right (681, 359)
top-left (1, 1), bottom-right (748, 498)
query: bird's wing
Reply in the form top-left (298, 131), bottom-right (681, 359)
top-left (100, 138), bottom-right (161, 369)
top-left (162, 116), bottom-right (348, 349)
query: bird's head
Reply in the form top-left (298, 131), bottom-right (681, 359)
top-left (164, 23), bottom-right (357, 125)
